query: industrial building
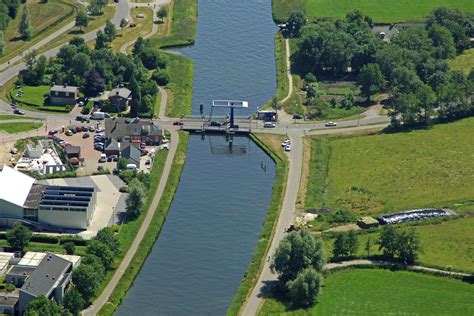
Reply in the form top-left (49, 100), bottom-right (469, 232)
top-left (0, 166), bottom-right (96, 230)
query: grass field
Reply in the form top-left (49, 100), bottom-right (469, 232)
top-left (450, 48), bottom-right (474, 75)
top-left (260, 268), bottom-right (474, 315)
top-left (1, 0), bottom-right (78, 64)
top-left (0, 115), bottom-right (37, 120)
top-left (272, 0), bottom-right (474, 23)
top-left (111, 7), bottom-right (154, 52)
top-left (9, 85), bottom-right (71, 112)
top-left (0, 122), bottom-right (42, 133)
top-left (164, 52), bottom-right (194, 117)
top-left (305, 118), bottom-right (474, 215)
top-left (151, 0), bottom-right (197, 48)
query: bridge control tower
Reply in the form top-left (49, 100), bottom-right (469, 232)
top-left (210, 100), bottom-right (248, 129)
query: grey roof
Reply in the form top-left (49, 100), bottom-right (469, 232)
top-left (110, 88), bottom-right (131, 99)
top-left (105, 138), bottom-right (120, 151)
top-left (121, 145), bottom-right (140, 165)
top-left (8, 265), bottom-right (35, 277)
top-left (23, 184), bottom-right (47, 209)
top-left (0, 295), bottom-right (19, 307)
top-left (50, 85), bottom-right (78, 94)
top-left (39, 186), bottom-right (94, 209)
top-left (20, 253), bottom-right (71, 297)
top-left (64, 146), bottom-right (81, 155)
top-left (105, 117), bottom-right (163, 139)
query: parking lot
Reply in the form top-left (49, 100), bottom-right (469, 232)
top-left (40, 174), bottom-right (126, 239)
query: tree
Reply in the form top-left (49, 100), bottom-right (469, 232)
top-left (347, 230), bottom-right (358, 256)
top-left (63, 242), bottom-right (75, 255)
top-left (24, 295), bottom-right (70, 316)
top-left (157, 6), bottom-right (168, 22)
top-left (397, 229), bottom-right (421, 264)
top-left (95, 29), bottom-right (108, 50)
top-left (120, 18), bottom-right (128, 35)
top-left (72, 52), bottom-right (92, 76)
top-left (128, 75), bottom-right (141, 114)
top-left (152, 68), bottom-right (169, 86)
top-left (19, 5), bottom-right (32, 40)
top-left (428, 24), bottom-right (455, 59)
top-left (86, 240), bottom-right (114, 270)
top-left (75, 11), bottom-right (88, 32)
top-left (6, 224), bottom-right (32, 253)
top-left (64, 287), bottom-right (85, 315)
top-left (72, 264), bottom-right (100, 302)
top-left (333, 233), bottom-right (348, 259)
top-left (286, 10), bottom-right (305, 37)
top-left (287, 268), bottom-right (322, 308)
top-left (118, 157), bottom-right (128, 170)
top-left (378, 225), bottom-right (399, 259)
top-left (133, 36), bottom-right (144, 55)
top-left (358, 63), bottom-right (386, 100)
top-left (271, 229), bottom-right (325, 284)
top-left (83, 70), bottom-right (105, 96)
top-left (140, 94), bottom-right (154, 114)
top-left (104, 19), bottom-right (116, 42)
top-left (125, 179), bottom-right (146, 218)
top-left (365, 237), bottom-right (372, 256)
top-left (95, 227), bottom-right (120, 256)
top-left (0, 31), bottom-right (4, 56)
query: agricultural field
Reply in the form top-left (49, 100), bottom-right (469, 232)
top-left (1, 0), bottom-right (78, 64)
top-left (272, 0), bottom-right (474, 23)
top-left (260, 269), bottom-right (474, 314)
top-left (449, 48), bottom-right (474, 75)
top-left (305, 117), bottom-right (474, 215)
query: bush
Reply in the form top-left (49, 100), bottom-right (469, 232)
top-left (5, 284), bottom-right (15, 292)
top-left (63, 242), bottom-right (75, 255)
top-left (152, 68), bottom-right (170, 86)
top-left (31, 235), bottom-right (59, 244)
top-left (59, 236), bottom-right (87, 246)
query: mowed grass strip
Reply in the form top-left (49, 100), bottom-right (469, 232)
top-left (164, 52), bottom-right (194, 117)
top-left (305, 118), bottom-right (474, 214)
top-left (0, 122), bottom-right (42, 133)
top-left (449, 48), bottom-right (474, 75)
top-left (272, 0), bottom-right (474, 23)
top-left (260, 268), bottom-right (474, 315)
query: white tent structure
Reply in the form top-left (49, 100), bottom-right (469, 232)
top-left (0, 166), bottom-right (35, 218)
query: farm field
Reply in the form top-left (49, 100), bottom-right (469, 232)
top-left (272, 0), bottom-right (474, 23)
top-left (305, 117), bottom-right (474, 215)
top-left (1, 0), bottom-right (78, 64)
top-left (450, 48), bottom-right (474, 75)
top-left (260, 269), bottom-right (474, 315)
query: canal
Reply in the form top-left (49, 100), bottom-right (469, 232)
top-left (115, 0), bottom-right (277, 314)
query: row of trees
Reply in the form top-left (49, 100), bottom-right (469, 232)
top-left (332, 226), bottom-right (422, 264)
top-left (292, 8), bottom-right (474, 127)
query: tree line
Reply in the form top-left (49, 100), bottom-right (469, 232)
top-left (19, 34), bottom-right (170, 117)
top-left (289, 8), bottom-right (474, 127)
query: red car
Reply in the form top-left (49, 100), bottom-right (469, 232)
top-left (173, 121), bottom-right (183, 126)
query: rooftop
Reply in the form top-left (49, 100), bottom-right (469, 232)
top-left (39, 186), bottom-right (95, 209)
top-left (8, 265), bottom-right (35, 277)
top-left (21, 253), bottom-right (71, 297)
top-left (0, 165), bottom-right (36, 208)
top-left (110, 87), bottom-right (131, 99)
top-left (50, 85), bottom-right (78, 94)
top-left (18, 252), bottom-right (81, 268)
top-left (121, 144), bottom-right (141, 165)
top-left (105, 117), bottom-right (163, 139)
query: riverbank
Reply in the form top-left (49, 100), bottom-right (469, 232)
top-left (227, 133), bottom-right (288, 316)
top-left (96, 132), bottom-right (188, 315)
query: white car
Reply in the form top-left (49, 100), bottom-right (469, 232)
top-left (264, 122), bottom-right (276, 128)
top-left (281, 139), bottom-right (290, 147)
top-left (325, 121), bottom-right (338, 127)
top-left (285, 144), bottom-right (291, 152)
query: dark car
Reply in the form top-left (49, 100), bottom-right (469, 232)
top-left (13, 109), bottom-right (25, 115)
top-left (48, 130), bottom-right (59, 135)
top-left (173, 121), bottom-right (184, 126)
top-left (81, 126), bottom-right (89, 132)
top-left (210, 121), bottom-right (222, 127)
top-left (76, 115), bottom-right (88, 122)
top-left (82, 132), bottom-right (90, 139)
top-left (140, 149), bottom-right (149, 157)
top-left (292, 114), bottom-right (303, 119)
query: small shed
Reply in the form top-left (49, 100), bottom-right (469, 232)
top-left (357, 216), bottom-right (379, 229)
top-left (64, 146), bottom-right (81, 159)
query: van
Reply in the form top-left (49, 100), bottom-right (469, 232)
top-left (126, 164), bottom-right (137, 171)
top-left (90, 112), bottom-right (106, 120)
top-left (99, 154), bottom-right (106, 163)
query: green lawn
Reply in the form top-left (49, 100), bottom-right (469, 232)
top-left (305, 118), bottom-right (474, 215)
top-left (164, 52), bottom-right (194, 117)
top-left (260, 269), bottom-right (474, 315)
top-left (275, 33), bottom-right (289, 102)
top-left (10, 85), bottom-right (71, 113)
top-left (111, 7), bottom-right (153, 52)
top-left (449, 48), bottom-right (474, 75)
top-left (151, 0), bottom-right (198, 48)
top-left (1, 0), bottom-right (79, 64)
top-left (272, 0), bottom-right (474, 23)
top-left (0, 122), bottom-right (42, 133)
top-left (0, 115), bottom-right (37, 120)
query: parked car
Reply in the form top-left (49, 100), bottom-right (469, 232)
top-left (65, 130), bottom-right (73, 136)
top-left (281, 139), bottom-right (290, 147)
top-left (263, 122), bottom-right (276, 128)
top-left (210, 121), bottom-right (222, 127)
top-left (145, 159), bottom-right (151, 165)
top-left (140, 149), bottom-right (149, 157)
top-left (48, 130), bottom-right (59, 135)
top-left (94, 144), bottom-right (104, 151)
top-left (96, 127), bottom-right (105, 133)
top-left (292, 114), bottom-right (303, 119)
top-left (76, 115), bottom-right (88, 122)
top-left (285, 144), bottom-right (291, 152)
top-left (81, 126), bottom-right (89, 132)
top-left (13, 109), bottom-right (25, 115)
top-left (99, 154), bottom-right (107, 163)
top-left (173, 121), bottom-right (183, 126)
top-left (82, 132), bottom-right (90, 139)
top-left (325, 121), bottom-right (338, 127)
top-left (89, 126), bottom-right (96, 132)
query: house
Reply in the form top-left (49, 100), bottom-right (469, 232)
top-left (49, 85), bottom-right (79, 106)
top-left (0, 166), bottom-right (96, 230)
top-left (0, 293), bottom-right (18, 316)
top-left (120, 144), bottom-right (141, 169)
top-left (109, 88), bottom-right (131, 112)
top-left (18, 253), bottom-right (73, 314)
top-left (104, 138), bottom-right (120, 157)
top-left (64, 146), bottom-right (81, 159)
top-left (105, 117), bottom-right (164, 145)
top-left (6, 265), bottom-right (35, 287)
